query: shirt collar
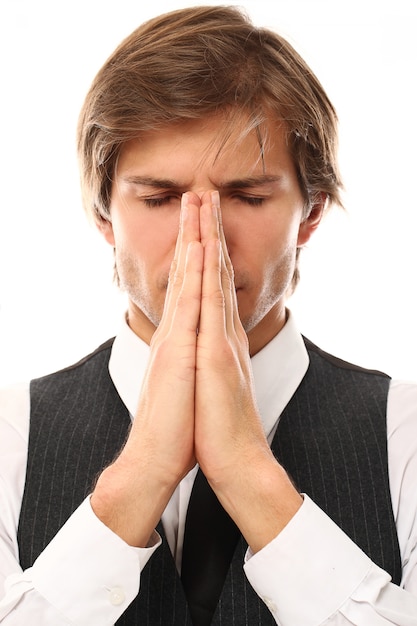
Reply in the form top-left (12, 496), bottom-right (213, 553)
top-left (109, 319), bottom-right (150, 418)
top-left (108, 310), bottom-right (309, 432)
top-left (250, 311), bottom-right (309, 439)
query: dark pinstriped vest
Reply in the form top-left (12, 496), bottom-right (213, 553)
top-left (17, 337), bottom-right (402, 624)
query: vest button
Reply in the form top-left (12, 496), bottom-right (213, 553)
top-left (109, 587), bottom-right (126, 606)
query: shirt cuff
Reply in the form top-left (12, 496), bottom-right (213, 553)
top-left (28, 497), bottom-right (161, 624)
top-left (243, 494), bottom-right (374, 625)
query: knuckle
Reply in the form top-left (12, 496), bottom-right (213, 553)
top-left (175, 291), bottom-right (201, 313)
top-left (202, 289), bottom-right (225, 309)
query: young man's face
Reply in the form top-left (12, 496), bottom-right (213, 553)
top-left (101, 113), bottom-right (320, 351)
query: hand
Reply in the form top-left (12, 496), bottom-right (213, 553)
top-left (195, 190), bottom-right (267, 478)
top-left (195, 190), bottom-right (302, 552)
top-left (128, 193), bottom-right (202, 482)
top-left (91, 194), bottom-right (203, 546)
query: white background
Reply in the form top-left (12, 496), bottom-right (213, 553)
top-left (0, 0), bottom-right (416, 385)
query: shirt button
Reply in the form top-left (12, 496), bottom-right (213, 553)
top-left (262, 596), bottom-right (277, 614)
top-left (109, 587), bottom-right (126, 606)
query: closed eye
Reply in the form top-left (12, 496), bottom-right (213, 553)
top-left (141, 193), bottom-right (266, 208)
top-left (142, 195), bottom-right (180, 209)
top-left (234, 195), bottom-right (265, 207)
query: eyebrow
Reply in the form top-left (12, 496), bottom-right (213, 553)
top-left (122, 174), bottom-right (283, 189)
top-left (217, 175), bottom-right (283, 190)
top-left (122, 176), bottom-right (180, 188)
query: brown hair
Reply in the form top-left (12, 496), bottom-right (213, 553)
top-left (77, 5), bottom-right (343, 288)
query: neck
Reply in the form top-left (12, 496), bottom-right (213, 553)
top-left (247, 305), bottom-right (288, 357)
top-left (126, 300), bottom-right (288, 356)
top-left (126, 302), bottom-right (156, 345)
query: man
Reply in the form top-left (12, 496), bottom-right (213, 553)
top-left (0, 5), bottom-right (416, 625)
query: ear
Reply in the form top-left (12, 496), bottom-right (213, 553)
top-left (96, 217), bottom-right (115, 247)
top-left (297, 193), bottom-right (327, 247)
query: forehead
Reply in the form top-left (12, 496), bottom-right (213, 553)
top-left (116, 112), bottom-right (295, 182)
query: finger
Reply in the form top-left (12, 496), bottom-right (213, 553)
top-left (208, 193), bottom-right (239, 336)
top-left (200, 191), bottom-right (236, 337)
top-left (199, 190), bottom-right (220, 247)
top-left (220, 239), bottom-right (236, 337)
top-left (158, 193), bottom-right (201, 332)
top-left (172, 240), bottom-right (203, 335)
top-left (200, 237), bottom-right (225, 340)
top-left (215, 200), bottom-right (244, 337)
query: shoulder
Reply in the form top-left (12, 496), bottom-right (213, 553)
top-left (300, 337), bottom-right (392, 419)
top-left (0, 339), bottom-right (116, 438)
top-left (303, 336), bottom-right (390, 380)
top-left (36, 338), bottom-right (115, 380)
top-left (28, 339), bottom-right (119, 425)
top-left (31, 338), bottom-right (115, 392)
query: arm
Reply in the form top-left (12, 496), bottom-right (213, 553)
top-left (195, 190), bottom-right (302, 551)
top-left (194, 191), bottom-right (417, 624)
top-left (0, 194), bottom-right (203, 623)
top-left (0, 386), bottom-right (159, 625)
top-left (90, 193), bottom-right (203, 546)
top-left (244, 495), bottom-right (417, 625)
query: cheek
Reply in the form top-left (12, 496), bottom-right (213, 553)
top-left (114, 212), bottom-right (179, 257)
top-left (147, 217), bottom-right (181, 268)
top-left (250, 219), bottom-right (300, 265)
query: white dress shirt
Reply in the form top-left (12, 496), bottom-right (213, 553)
top-left (0, 312), bottom-right (417, 625)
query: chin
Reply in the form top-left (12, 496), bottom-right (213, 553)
top-left (238, 309), bottom-right (257, 334)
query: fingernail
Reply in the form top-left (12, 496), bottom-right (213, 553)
top-left (211, 190), bottom-right (220, 209)
top-left (181, 193), bottom-right (189, 221)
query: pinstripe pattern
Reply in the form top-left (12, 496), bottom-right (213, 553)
top-left (18, 339), bottom-right (131, 568)
top-left (273, 337), bottom-right (402, 585)
top-left (17, 336), bottom-right (401, 624)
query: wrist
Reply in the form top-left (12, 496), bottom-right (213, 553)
top-left (209, 453), bottom-right (302, 553)
top-left (91, 458), bottom-right (176, 547)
